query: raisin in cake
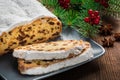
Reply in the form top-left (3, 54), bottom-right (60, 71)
top-left (17, 41), bottom-right (93, 75)
top-left (0, 0), bottom-right (62, 55)
top-left (0, 17), bottom-right (62, 55)
top-left (13, 40), bottom-right (89, 60)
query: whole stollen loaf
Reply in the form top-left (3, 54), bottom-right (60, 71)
top-left (0, 0), bottom-right (62, 55)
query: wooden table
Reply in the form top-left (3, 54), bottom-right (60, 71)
top-left (43, 17), bottom-right (120, 80)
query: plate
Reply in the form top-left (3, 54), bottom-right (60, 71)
top-left (0, 28), bottom-right (105, 80)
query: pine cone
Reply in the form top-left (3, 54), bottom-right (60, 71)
top-left (102, 37), bottom-right (114, 47)
top-left (99, 24), bottom-right (113, 36)
top-left (114, 33), bottom-right (120, 41)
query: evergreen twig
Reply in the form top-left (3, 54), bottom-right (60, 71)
top-left (41, 0), bottom-right (101, 37)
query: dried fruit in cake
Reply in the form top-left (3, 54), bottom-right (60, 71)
top-left (16, 41), bottom-right (92, 75)
top-left (13, 40), bottom-right (90, 60)
top-left (0, 17), bottom-right (62, 55)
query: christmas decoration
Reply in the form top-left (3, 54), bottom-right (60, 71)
top-left (106, 0), bottom-right (120, 18)
top-left (94, 0), bottom-right (109, 8)
top-left (40, 0), bottom-right (119, 37)
top-left (114, 33), bottom-right (120, 41)
top-left (58, 0), bottom-right (70, 9)
top-left (102, 37), bottom-right (114, 47)
top-left (99, 24), bottom-right (113, 36)
top-left (84, 9), bottom-right (100, 25)
top-left (41, 0), bottom-right (100, 37)
top-left (94, 0), bottom-right (120, 18)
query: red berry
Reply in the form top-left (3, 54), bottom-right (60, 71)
top-left (65, 0), bottom-right (70, 3)
top-left (94, 0), bottom-right (109, 8)
top-left (90, 13), bottom-right (95, 19)
top-left (96, 15), bottom-right (100, 20)
top-left (58, 0), bottom-right (63, 4)
top-left (63, 5), bottom-right (69, 9)
top-left (103, 3), bottom-right (109, 8)
top-left (58, 0), bottom-right (70, 9)
top-left (100, 0), bottom-right (105, 5)
top-left (84, 17), bottom-right (90, 23)
top-left (94, 19), bottom-right (100, 25)
top-left (88, 9), bottom-right (93, 15)
top-left (94, 11), bottom-right (99, 16)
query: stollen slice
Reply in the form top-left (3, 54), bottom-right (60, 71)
top-left (18, 44), bottom-right (93, 75)
top-left (13, 40), bottom-right (90, 60)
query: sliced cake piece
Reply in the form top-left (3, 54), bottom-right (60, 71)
top-left (18, 46), bottom-right (93, 75)
top-left (13, 40), bottom-right (90, 60)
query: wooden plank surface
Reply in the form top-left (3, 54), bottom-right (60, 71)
top-left (43, 18), bottom-right (120, 80)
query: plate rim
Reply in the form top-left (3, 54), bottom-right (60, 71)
top-left (0, 39), bottom-right (105, 80)
top-left (0, 28), bottom-right (105, 80)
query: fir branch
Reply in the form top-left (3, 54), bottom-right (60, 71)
top-left (61, 10), bottom-right (79, 26)
top-left (40, 0), bottom-right (101, 37)
top-left (41, 0), bottom-right (58, 7)
top-left (81, 0), bottom-right (100, 10)
top-left (105, 0), bottom-right (120, 17)
top-left (70, 0), bottom-right (82, 3)
top-left (53, 6), bottom-right (66, 18)
top-left (109, 0), bottom-right (120, 7)
top-left (76, 21), bottom-right (99, 37)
